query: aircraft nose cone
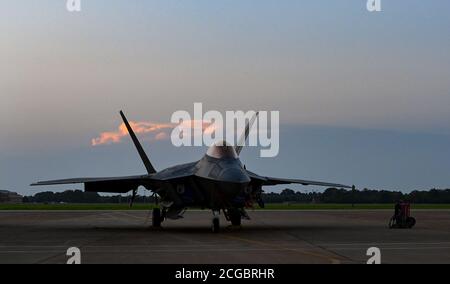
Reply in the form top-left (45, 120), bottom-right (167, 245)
top-left (219, 168), bottom-right (251, 183)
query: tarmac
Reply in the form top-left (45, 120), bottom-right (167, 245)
top-left (0, 210), bottom-right (449, 264)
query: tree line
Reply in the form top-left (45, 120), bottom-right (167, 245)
top-left (22, 188), bottom-right (450, 204)
top-left (263, 188), bottom-right (450, 204)
top-left (23, 190), bottom-right (156, 204)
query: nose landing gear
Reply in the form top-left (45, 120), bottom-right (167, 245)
top-left (229, 210), bottom-right (242, 226)
top-left (212, 210), bottom-right (220, 233)
top-left (152, 207), bottom-right (163, 227)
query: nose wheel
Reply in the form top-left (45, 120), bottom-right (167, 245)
top-left (212, 210), bottom-right (220, 233)
top-left (230, 211), bottom-right (242, 226)
top-left (152, 208), bottom-right (163, 227)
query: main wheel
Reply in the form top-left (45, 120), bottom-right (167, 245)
top-left (212, 217), bottom-right (220, 233)
top-left (152, 208), bottom-right (162, 227)
top-left (230, 211), bottom-right (242, 226)
top-left (406, 217), bottom-right (416, 229)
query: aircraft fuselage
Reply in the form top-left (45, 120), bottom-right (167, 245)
top-left (157, 154), bottom-right (255, 214)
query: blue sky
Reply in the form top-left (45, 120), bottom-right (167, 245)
top-left (1, 1), bottom-right (450, 194)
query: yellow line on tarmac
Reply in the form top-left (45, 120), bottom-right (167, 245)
top-left (222, 234), bottom-right (342, 264)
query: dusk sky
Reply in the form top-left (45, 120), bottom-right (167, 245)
top-left (1, 1), bottom-right (450, 195)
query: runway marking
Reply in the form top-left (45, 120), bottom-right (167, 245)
top-left (221, 235), bottom-right (343, 264)
top-left (112, 211), bottom-right (148, 223)
top-left (330, 247), bottom-right (450, 251)
top-left (317, 242), bottom-right (450, 246)
top-left (0, 244), bottom-right (249, 248)
top-left (280, 230), bottom-right (356, 264)
top-left (2, 210), bottom-right (450, 264)
top-left (30, 213), bottom-right (145, 264)
top-left (3, 246), bottom-right (450, 255)
top-left (3, 243), bottom-right (450, 250)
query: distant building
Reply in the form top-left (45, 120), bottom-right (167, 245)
top-left (0, 190), bottom-right (23, 204)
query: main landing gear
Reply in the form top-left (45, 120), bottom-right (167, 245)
top-left (152, 207), bottom-right (244, 232)
top-left (211, 209), bottom-right (244, 233)
top-left (224, 208), bottom-right (245, 227)
top-left (229, 209), bottom-right (242, 226)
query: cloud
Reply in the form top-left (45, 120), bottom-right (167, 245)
top-left (154, 132), bottom-right (169, 141)
top-left (91, 121), bottom-right (174, 146)
top-left (91, 120), bottom-right (215, 146)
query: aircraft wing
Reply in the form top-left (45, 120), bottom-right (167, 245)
top-left (31, 175), bottom-right (155, 193)
top-left (30, 175), bottom-right (151, 186)
top-left (263, 177), bottom-right (351, 188)
top-left (246, 170), bottom-right (351, 189)
top-left (30, 111), bottom-right (163, 194)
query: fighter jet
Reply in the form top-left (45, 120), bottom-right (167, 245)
top-left (32, 111), bottom-right (350, 232)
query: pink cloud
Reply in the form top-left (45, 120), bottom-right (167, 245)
top-left (154, 132), bottom-right (169, 141)
top-left (91, 121), bottom-right (174, 146)
top-left (91, 120), bottom-right (216, 146)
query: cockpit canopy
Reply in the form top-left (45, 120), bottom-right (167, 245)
top-left (206, 140), bottom-right (238, 159)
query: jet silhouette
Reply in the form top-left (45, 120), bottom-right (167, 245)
top-left (32, 111), bottom-right (350, 232)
